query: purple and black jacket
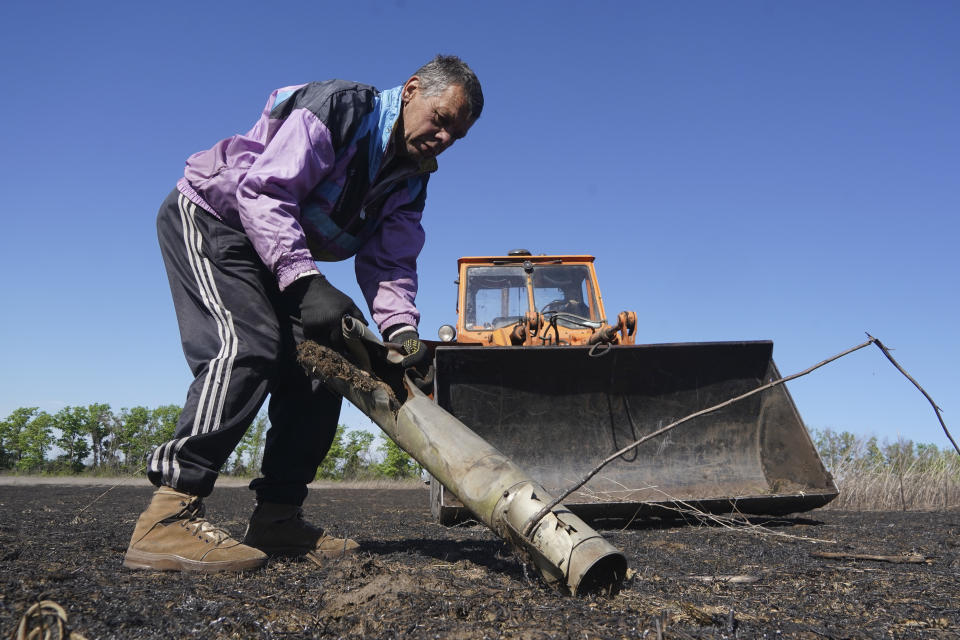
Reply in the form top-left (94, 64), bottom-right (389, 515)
top-left (176, 80), bottom-right (436, 333)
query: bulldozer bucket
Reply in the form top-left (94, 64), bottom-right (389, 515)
top-left (430, 340), bottom-right (837, 524)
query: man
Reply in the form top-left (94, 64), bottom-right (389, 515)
top-left (124, 55), bottom-right (483, 572)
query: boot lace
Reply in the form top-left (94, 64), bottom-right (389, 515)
top-left (178, 499), bottom-right (232, 545)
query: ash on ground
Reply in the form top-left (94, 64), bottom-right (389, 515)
top-left (1, 485), bottom-right (958, 639)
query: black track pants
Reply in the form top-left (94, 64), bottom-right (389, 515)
top-left (148, 188), bottom-right (341, 504)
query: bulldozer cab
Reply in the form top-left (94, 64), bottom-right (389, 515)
top-left (462, 259), bottom-right (599, 329)
top-left (429, 251), bottom-right (837, 525)
top-left (454, 253), bottom-right (635, 347)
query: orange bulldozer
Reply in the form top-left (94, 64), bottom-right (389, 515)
top-left (427, 250), bottom-right (838, 524)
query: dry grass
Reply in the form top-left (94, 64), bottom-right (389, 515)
top-left (812, 428), bottom-right (960, 511)
top-left (823, 461), bottom-right (960, 511)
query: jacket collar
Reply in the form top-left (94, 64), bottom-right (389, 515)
top-left (370, 86), bottom-right (438, 179)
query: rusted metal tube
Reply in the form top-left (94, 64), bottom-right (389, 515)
top-left (299, 318), bottom-right (627, 595)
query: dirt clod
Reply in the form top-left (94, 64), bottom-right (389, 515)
top-left (297, 342), bottom-right (387, 394)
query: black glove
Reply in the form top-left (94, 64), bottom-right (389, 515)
top-left (291, 275), bottom-right (367, 344)
top-left (388, 328), bottom-right (429, 369)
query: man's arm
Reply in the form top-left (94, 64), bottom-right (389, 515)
top-left (354, 200), bottom-right (426, 335)
top-left (236, 108), bottom-right (336, 290)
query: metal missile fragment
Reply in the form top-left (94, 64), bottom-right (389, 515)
top-left (296, 318), bottom-right (627, 595)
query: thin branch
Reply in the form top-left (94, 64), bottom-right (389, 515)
top-left (868, 334), bottom-right (959, 456)
top-left (71, 465), bottom-right (147, 524)
top-left (636, 493), bottom-right (838, 545)
top-left (685, 574), bottom-right (761, 584)
top-left (522, 338), bottom-right (878, 538)
top-left (811, 551), bottom-right (929, 564)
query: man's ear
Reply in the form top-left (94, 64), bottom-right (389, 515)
top-left (401, 76), bottom-right (419, 104)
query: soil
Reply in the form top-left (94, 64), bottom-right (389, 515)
top-left (297, 342), bottom-right (393, 398)
top-left (1, 482), bottom-right (958, 639)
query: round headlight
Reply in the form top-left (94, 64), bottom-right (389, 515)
top-left (437, 324), bottom-right (457, 342)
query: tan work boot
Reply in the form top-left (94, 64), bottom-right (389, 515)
top-left (243, 501), bottom-right (360, 563)
top-left (123, 487), bottom-right (267, 572)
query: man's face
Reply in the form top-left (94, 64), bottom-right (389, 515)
top-left (400, 77), bottom-right (474, 160)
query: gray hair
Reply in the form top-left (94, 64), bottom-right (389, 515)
top-left (414, 55), bottom-right (484, 120)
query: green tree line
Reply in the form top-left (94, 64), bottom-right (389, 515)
top-left (0, 405), bottom-right (421, 481)
top-left (3, 407), bottom-right (952, 485)
top-left (812, 428), bottom-right (959, 476)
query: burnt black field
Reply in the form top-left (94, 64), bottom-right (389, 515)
top-left (2, 483), bottom-right (958, 638)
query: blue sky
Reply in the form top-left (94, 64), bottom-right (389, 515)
top-left (1, 1), bottom-right (957, 450)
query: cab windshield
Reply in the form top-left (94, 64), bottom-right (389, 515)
top-left (463, 264), bottom-right (599, 330)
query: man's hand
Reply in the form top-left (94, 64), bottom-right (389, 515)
top-left (388, 328), bottom-right (429, 369)
top-left (292, 275), bottom-right (367, 344)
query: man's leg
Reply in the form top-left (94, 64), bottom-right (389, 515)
top-left (148, 190), bottom-right (282, 496)
top-left (249, 321), bottom-right (342, 506)
top-left (244, 266), bottom-right (359, 561)
top-left (126, 189), bottom-right (281, 571)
